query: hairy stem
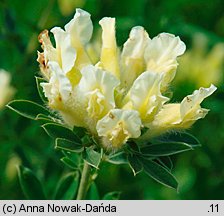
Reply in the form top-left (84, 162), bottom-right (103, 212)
top-left (76, 161), bottom-right (91, 200)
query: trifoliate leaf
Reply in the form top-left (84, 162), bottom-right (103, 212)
top-left (107, 152), bottom-right (128, 165)
top-left (156, 156), bottom-right (173, 172)
top-left (155, 132), bottom-right (200, 147)
top-left (128, 154), bottom-right (143, 176)
top-left (56, 138), bottom-right (84, 153)
top-left (140, 142), bottom-right (193, 156)
top-left (60, 157), bottom-right (78, 169)
top-left (73, 126), bottom-right (88, 138)
top-left (139, 158), bottom-right (178, 190)
top-left (35, 113), bottom-right (58, 124)
top-left (7, 100), bottom-right (50, 120)
top-left (83, 148), bottom-right (102, 169)
top-left (62, 151), bottom-right (81, 165)
top-left (42, 123), bottom-right (81, 143)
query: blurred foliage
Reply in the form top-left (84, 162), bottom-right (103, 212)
top-left (174, 33), bottom-right (224, 88)
top-left (0, 0), bottom-right (224, 199)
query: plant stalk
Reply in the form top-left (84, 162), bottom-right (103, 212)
top-left (76, 161), bottom-right (91, 200)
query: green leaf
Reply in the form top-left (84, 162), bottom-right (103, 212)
top-left (42, 123), bottom-right (81, 143)
top-left (156, 156), bottom-right (173, 172)
top-left (127, 141), bottom-right (141, 153)
top-left (72, 126), bottom-right (93, 146)
top-left (36, 113), bottom-right (53, 120)
top-left (60, 157), bottom-right (78, 169)
top-left (81, 134), bottom-right (93, 146)
top-left (86, 182), bottom-right (100, 200)
top-left (128, 154), bottom-right (143, 176)
top-left (107, 152), bottom-right (128, 165)
top-left (56, 138), bottom-right (84, 153)
top-left (7, 100), bottom-right (50, 120)
top-left (141, 142), bottom-right (193, 156)
top-left (140, 158), bottom-right (178, 190)
top-left (156, 132), bottom-right (200, 147)
top-left (103, 191), bottom-right (121, 200)
top-left (17, 165), bottom-right (46, 200)
top-left (73, 126), bottom-right (88, 138)
top-left (35, 113), bottom-right (57, 124)
top-left (35, 76), bottom-right (48, 103)
top-left (83, 148), bottom-right (102, 169)
top-left (62, 151), bottom-right (81, 165)
top-left (54, 172), bottom-right (79, 200)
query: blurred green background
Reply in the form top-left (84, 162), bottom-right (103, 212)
top-left (0, 0), bottom-right (224, 199)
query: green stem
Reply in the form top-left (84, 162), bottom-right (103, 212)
top-left (76, 161), bottom-right (91, 200)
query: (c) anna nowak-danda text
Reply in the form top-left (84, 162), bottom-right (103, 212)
top-left (13, 203), bottom-right (117, 213)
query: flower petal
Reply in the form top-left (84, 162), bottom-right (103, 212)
top-left (126, 71), bottom-right (169, 123)
top-left (99, 17), bottom-right (120, 78)
top-left (41, 62), bottom-right (72, 105)
top-left (141, 84), bottom-right (217, 139)
top-left (144, 33), bottom-right (186, 89)
top-left (50, 27), bottom-right (76, 73)
top-left (37, 30), bottom-right (57, 78)
top-left (180, 84), bottom-right (217, 122)
top-left (64, 8), bottom-right (93, 67)
top-left (122, 26), bottom-right (149, 59)
top-left (96, 109), bottom-right (142, 149)
top-left (78, 65), bottom-right (120, 119)
top-left (65, 8), bottom-right (93, 46)
top-left (120, 26), bottom-right (149, 89)
top-left (38, 30), bottom-right (57, 62)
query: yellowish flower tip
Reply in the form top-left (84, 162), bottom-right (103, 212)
top-left (0, 69), bottom-right (15, 109)
top-left (37, 9), bottom-right (216, 150)
top-left (141, 84), bottom-right (217, 140)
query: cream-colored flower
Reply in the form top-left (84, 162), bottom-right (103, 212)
top-left (77, 65), bottom-right (119, 120)
top-left (120, 26), bottom-right (149, 91)
top-left (41, 61), bottom-right (72, 106)
top-left (123, 71), bottom-right (169, 124)
top-left (0, 70), bottom-right (15, 109)
top-left (37, 8), bottom-right (92, 80)
top-left (99, 17), bottom-right (120, 78)
top-left (51, 27), bottom-right (77, 73)
top-left (141, 84), bottom-right (217, 139)
top-left (96, 109), bottom-right (142, 149)
top-left (64, 8), bottom-right (93, 69)
top-left (37, 9), bottom-right (216, 150)
top-left (37, 28), bottom-right (76, 76)
top-left (144, 33), bottom-right (186, 90)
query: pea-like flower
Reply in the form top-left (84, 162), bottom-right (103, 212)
top-left (140, 84), bottom-right (216, 140)
top-left (37, 8), bottom-right (216, 150)
top-left (0, 70), bottom-right (15, 109)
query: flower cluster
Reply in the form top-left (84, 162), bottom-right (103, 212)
top-left (37, 9), bottom-right (216, 150)
top-left (0, 70), bottom-right (15, 109)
